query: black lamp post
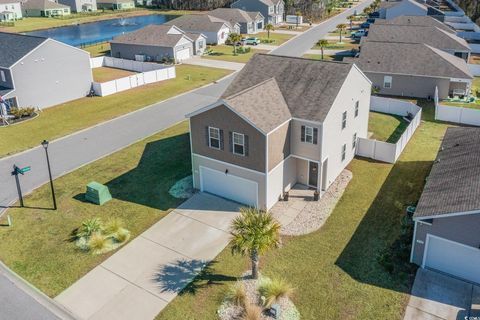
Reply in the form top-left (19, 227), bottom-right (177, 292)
top-left (41, 140), bottom-right (57, 210)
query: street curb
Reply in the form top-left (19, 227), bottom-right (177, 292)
top-left (0, 261), bottom-right (77, 320)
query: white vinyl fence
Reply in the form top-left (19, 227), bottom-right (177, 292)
top-left (434, 86), bottom-right (480, 126)
top-left (90, 56), bottom-right (176, 97)
top-left (468, 64), bottom-right (480, 76)
top-left (355, 96), bottom-right (422, 163)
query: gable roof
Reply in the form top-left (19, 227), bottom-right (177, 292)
top-left (364, 24), bottom-right (471, 51)
top-left (0, 32), bottom-right (47, 68)
top-left (414, 127), bottom-right (480, 220)
top-left (380, 0), bottom-right (427, 10)
top-left (247, 10), bottom-right (263, 20)
top-left (0, 0), bottom-right (20, 4)
top-left (165, 14), bottom-right (234, 33)
top-left (110, 24), bottom-right (190, 47)
top-left (354, 41), bottom-right (472, 79)
top-left (224, 78), bottom-right (291, 133)
top-left (222, 54), bottom-right (355, 124)
top-left (209, 8), bottom-right (254, 24)
top-left (22, 0), bottom-right (70, 10)
top-left (374, 15), bottom-right (455, 33)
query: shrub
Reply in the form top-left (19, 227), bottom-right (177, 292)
top-left (88, 232), bottom-right (111, 254)
top-left (242, 303), bottom-right (262, 320)
top-left (258, 277), bottom-right (294, 307)
top-left (104, 218), bottom-right (123, 235)
top-left (225, 282), bottom-right (247, 307)
top-left (113, 228), bottom-right (130, 243)
top-left (9, 107), bottom-right (35, 119)
top-left (76, 218), bottom-right (102, 239)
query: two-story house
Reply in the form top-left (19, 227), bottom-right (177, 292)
top-left (0, 0), bottom-right (22, 21)
top-left (0, 32), bottom-right (92, 109)
top-left (231, 0), bottom-right (284, 25)
top-left (187, 54), bottom-right (371, 210)
top-left (58, 0), bottom-right (96, 12)
top-left (209, 8), bottom-right (264, 34)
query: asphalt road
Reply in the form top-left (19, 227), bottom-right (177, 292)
top-left (0, 1), bottom-right (374, 318)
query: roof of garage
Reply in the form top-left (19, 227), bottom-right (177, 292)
top-left (414, 127), bottom-right (480, 219)
top-left (110, 25), bottom-right (191, 48)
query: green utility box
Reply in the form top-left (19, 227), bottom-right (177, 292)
top-left (85, 181), bottom-right (112, 205)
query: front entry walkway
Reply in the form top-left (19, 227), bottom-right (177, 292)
top-left (55, 193), bottom-right (240, 320)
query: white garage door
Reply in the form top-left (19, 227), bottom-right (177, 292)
top-left (200, 167), bottom-right (258, 207)
top-left (175, 48), bottom-right (190, 61)
top-left (423, 234), bottom-right (480, 284)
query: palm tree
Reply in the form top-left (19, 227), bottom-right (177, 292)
top-left (347, 14), bottom-right (355, 30)
top-left (228, 33), bottom-right (242, 55)
top-left (295, 10), bottom-right (302, 29)
top-left (265, 23), bottom-right (274, 39)
top-left (336, 23), bottom-right (347, 43)
top-left (316, 39), bottom-right (329, 60)
top-left (230, 208), bottom-right (281, 279)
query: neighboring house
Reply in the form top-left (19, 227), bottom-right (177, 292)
top-left (378, 0), bottom-right (428, 19)
top-left (374, 15), bottom-right (455, 33)
top-left (96, 0), bottom-right (134, 10)
top-left (0, 32), bottom-right (92, 109)
top-left (22, 0), bottom-right (70, 16)
top-left (410, 127), bottom-right (480, 285)
top-left (352, 41), bottom-right (473, 99)
top-left (208, 8), bottom-right (264, 34)
top-left (110, 24), bottom-right (206, 62)
top-left (0, 0), bottom-right (22, 21)
top-left (361, 24), bottom-right (472, 61)
top-left (186, 54), bottom-right (372, 210)
top-left (58, 0), bottom-right (96, 12)
top-left (185, 31), bottom-right (207, 55)
top-left (165, 14), bottom-right (238, 45)
top-left (231, 0), bottom-right (284, 25)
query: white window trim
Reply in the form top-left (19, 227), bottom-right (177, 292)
top-left (232, 132), bottom-right (245, 156)
top-left (342, 111), bottom-right (347, 130)
top-left (384, 76), bottom-right (392, 89)
top-left (305, 126), bottom-right (314, 144)
top-left (208, 126), bottom-right (220, 150)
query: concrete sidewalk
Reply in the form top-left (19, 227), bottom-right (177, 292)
top-left (55, 193), bottom-right (240, 320)
top-left (183, 57), bottom-right (245, 71)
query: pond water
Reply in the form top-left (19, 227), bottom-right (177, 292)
top-left (26, 14), bottom-right (178, 47)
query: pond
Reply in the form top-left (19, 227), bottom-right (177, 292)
top-left (26, 14), bottom-right (178, 47)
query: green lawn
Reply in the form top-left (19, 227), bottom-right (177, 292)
top-left (203, 45), bottom-right (267, 63)
top-left (0, 9), bottom-right (192, 33)
top-left (369, 112), bottom-right (410, 143)
top-left (254, 32), bottom-right (294, 45)
top-left (83, 42), bottom-right (111, 57)
top-left (157, 102), bottom-right (450, 319)
top-left (314, 39), bottom-right (359, 50)
top-left (0, 121), bottom-right (191, 297)
top-left (0, 65), bottom-right (231, 158)
top-left (303, 53), bottom-right (344, 61)
top-left (92, 67), bottom-right (136, 82)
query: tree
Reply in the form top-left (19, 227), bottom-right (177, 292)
top-left (228, 33), bottom-right (242, 55)
top-left (347, 14), bottom-right (355, 30)
top-left (316, 39), bottom-right (329, 60)
top-left (336, 23), bottom-right (347, 43)
top-left (265, 23), bottom-right (274, 39)
top-left (363, 6), bottom-right (372, 15)
top-left (295, 10), bottom-right (302, 29)
top-left (230, 208), bottom-right (281, 279)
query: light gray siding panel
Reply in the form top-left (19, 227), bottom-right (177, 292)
top-left (412, 214), bottom-right (480, 265)
top-left (110, 43), bottom-right (176, 61)
top-left (268, 121), bottom-right (290, 171)
top-left (10, 40), bottom-right (92, 109)
top-left (290, 119), bottom-right (321, 161)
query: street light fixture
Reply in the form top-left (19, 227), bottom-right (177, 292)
top-left (41, 140), bottom-right (57, 210)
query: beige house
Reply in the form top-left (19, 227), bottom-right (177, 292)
top-left (96, 0), bottom-right (134, 10)
top-left (352, 41), bottom-right (473, 99)
top-left (187, 54), bottom-right (371, 210)
top-left (22, 0), bottom-right (70, 16)
top-left (411, 127), bottom-right (480, 285)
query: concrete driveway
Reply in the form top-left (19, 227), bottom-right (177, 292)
top-left (404, 268), bottom-right (480, 320)
top-left (55, 193), bottom-right (240, 320)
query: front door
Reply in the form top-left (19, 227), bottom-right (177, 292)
top-left (308, 161), bottom-right (318, 187)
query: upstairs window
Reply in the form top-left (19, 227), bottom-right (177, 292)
top-left (301, 125), bottom-right (318, 144)
top-left (352, 133), bottom-right (357, 149)
top-left (354, 101), bottom-right (359, 118)
top-left (233, 132), bottom-right (245, 156)
top-left (208, 126), bottom-right (221, 149)
top-left (384, 76), bottom-right (392, 89)
top-left (341, 144), bottom-right (346, 161)
top-left (342, 111), bottom-right (347, 129)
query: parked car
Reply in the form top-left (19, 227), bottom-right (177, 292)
top-left (360, 22), bottom-right (371, 28)
top-left (366, 18), bottom-right (375, 24)
top-left (369, 11), bottom-right (379, 18)
top-left (352, 29), bottom-right (368, 39)
top-left (244, 37), bottom-right (260, 45)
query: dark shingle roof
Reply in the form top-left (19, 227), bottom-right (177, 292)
top-left (364, 24), bottom-right (471, 51)
top-left (374, 15), bottom-right (455, 33)
top-left (111, 25), bottom-right (187, 47)
top-left (414, 127), bottom-right (480, 219)
top-left (0, 32), bottom-right (47, 68)
top-left (166, 14), bottom-right (233, 33)
top-left (222, 54), bottom-right (354, 123)
top-left (224, 78), bottom-right (291, 133)
top-left (209, 8), bottom-right (253, 24)
top-left (0, 86), bottom-right (13, 96)
top-left (354, 41), bottom-right (472, 79)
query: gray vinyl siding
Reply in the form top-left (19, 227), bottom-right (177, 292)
top-left (58, 0), bottom-right (97, 12)
top-left (231, 0), bottom-right (270, 25)
top-left (412, 214), bottom-right (480, 265)
top-left (365, 72), bottom-right (451, 99)
top-left (8, 39), bottom-right (92, 109)
top-left (289, 119), bottom-right (322, 162)
top-left (110, 43), bottom-right (176, 61)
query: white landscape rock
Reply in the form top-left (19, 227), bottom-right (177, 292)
top-left (168, 175), bottom-right (194, 199)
